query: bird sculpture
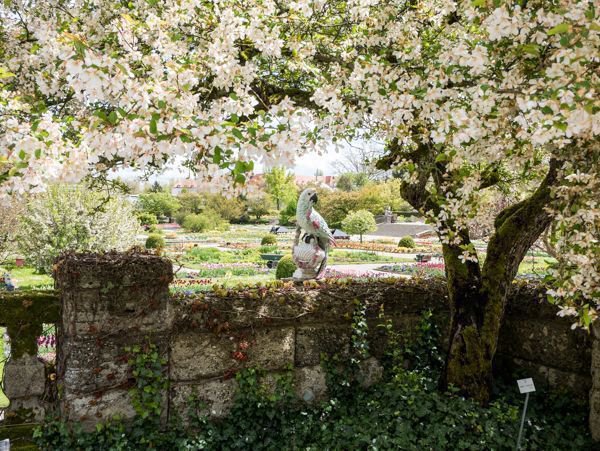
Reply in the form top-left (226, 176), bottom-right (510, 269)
top-left (294, 188), bottom-right (336, 278)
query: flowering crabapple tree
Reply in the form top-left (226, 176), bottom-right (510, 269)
top-left (1, 0), bottom-right (598, 401)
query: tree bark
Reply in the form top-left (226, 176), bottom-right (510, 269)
top-left (380, 139), bottom-right (561, 402)
top-left (441, 160), bottom-right (559, 403)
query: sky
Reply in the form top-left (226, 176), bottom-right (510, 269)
top-left (119, 145), bottom-right (345, 185)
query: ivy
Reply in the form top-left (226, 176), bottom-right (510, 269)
top-left (31, 327), bottom-right (594, 450)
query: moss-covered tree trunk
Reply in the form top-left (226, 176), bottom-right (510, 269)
top-left (440, 161), bottom-right (559, 403)
top-left (381, 137), bottom-right (561, 402)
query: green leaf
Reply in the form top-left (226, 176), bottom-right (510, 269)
top-left (521, 43), bottom-right (540, 56)
top-left (108, 111), bottom-right (118, 125)
top-left (0, 67), bottom-right (15, 79)
top-left (35, 148), bottom-right (41, 159)
top-left (547, 23), bottom-right (569, 35)
top-left (232, 128), bottom-right (244, 140)
top-left (149, 118), bottom-right (158, 134)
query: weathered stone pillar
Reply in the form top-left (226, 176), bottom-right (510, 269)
top-left (3, 338), bottom-right (47, 423)
top-left (1, 291), bottom-right (59, 423)
top-left (590, 324), bottom-right (600, 441)
top-left (54, 252), bottom-right (173, 429)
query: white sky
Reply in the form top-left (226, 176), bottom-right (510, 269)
top-left (117, 147), bottom-right (343, 184)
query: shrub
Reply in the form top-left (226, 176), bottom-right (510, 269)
top-left (275, 255), bottom-right (296, 279)
top-left (260, 234), bottom-right (277, 246)
top-left (137, 212), bottom-right (158, 226)
top-left (259, 245), bottom-right (278, 254)
top-left (145, 233), bottom-right (165, 250)
top-left (147, 224), bottom-right (162, 234)
top-left (398, 236), bottom-right (415, 248)
top-left (182, 210), bottom-right (229, 233)
top-left (279, 200), bottom-right (297, 226)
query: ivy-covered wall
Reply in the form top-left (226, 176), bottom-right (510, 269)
top-left (1, 252), bottom-right (593, 436)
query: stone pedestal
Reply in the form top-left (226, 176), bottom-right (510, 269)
top-left (3, 355), bottom-right (47, 422)
top-left (54, 252), bottom-right (173, 429)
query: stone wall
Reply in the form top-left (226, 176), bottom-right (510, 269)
top-left (1, 252), bottom-right (596, 438)
top-left (0, 291), bottom-right (59, 423)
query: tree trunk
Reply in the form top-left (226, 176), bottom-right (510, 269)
top-left (441, 161), bottom-right (559, 403)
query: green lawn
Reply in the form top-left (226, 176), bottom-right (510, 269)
top-left (518, 256), bottom-right (555, 275)
top-left (0, 266), bottom-right (53, 290)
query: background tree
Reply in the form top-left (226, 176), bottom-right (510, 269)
top-left (18, 185), bottom-right (141, 272)
top-left (0, 199), bottom-right (22, 264)
top-left (341, 210), bottom-right (377, 243)
top-left (279, 199), bottom-right (297, 226)
top-left (264, 167), bottom-right (297, 210)
top-left (203, 194), bottom-right (245, 223)
top-left (137, 192), bottom-right (181, 222)
top-left (149, 181), bottom-right (164, 193)
top-left (336, 173), bottom-right (370, 192)
top-left (246, 196), bottom-right (270, 221)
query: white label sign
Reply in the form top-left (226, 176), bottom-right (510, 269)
top-left (517, 378), bottom-right (536, 394)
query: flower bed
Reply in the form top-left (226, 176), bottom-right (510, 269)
top-left (335, 241), bottom-right (434, 254)
top-left (377, 262), bottom-right (446, 277)
top-left (176, 263), bottom-right (269, 278)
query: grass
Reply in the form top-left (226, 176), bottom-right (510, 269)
top-left (517, 256), bottom-right (555, 275)
top-left (0, 266), bottom-right (53, 290)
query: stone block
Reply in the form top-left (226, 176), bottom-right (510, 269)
top-left (170, 333), bottom-right (236, 381)
top-left (295, 326), bottom-right (350, 367)
top-left (4, 355), bottom-right (46, 399)
top-left (498, 318), bottom-right (591, 373)
top-left (4, 396), bottom-right (46, 422)
top-left (62, 389), bottom-right (137, 430)
top-left (357, 357), bottom-right (383, 388)
top-left (60, 335), bottom-right (168, 395)
top-left (170, 379), bottom-right (237, 419)
top-left (248, 328), bottom-right (294, 370)
top-left (501, 357), bottom-right (590, 398)
top-left (294, 365), bottom-right (327, 403)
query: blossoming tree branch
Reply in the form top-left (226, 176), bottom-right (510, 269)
top-left (1, 0), bottom-right (598, 401)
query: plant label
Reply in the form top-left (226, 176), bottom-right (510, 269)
top-left (517, 378), bottom-right (535, 394)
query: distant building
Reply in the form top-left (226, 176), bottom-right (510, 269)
top-left (171, 180), bottom-right (199, 195)
top-left (294, 174), bottom-right (337, 188)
